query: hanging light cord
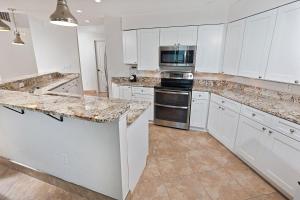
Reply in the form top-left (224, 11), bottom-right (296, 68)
top-left (9, 8), bottom-right (18, 33)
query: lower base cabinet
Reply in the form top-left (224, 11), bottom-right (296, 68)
top-left (235, 115), bottom-right (300, 198)
top-left (208, 101), bottom-right (240, 151)
top-left (190, 92), bottom-right (209, 130)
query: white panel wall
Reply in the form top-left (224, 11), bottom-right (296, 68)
top-left (122, 3), bottom-right (229, 30)
top-left (0, 28), bottom-right (37, 81)
top-left (28, 17), bottom-right (81, 74)
top-left (228, 0), bottom-right (295, 21)
top-left (104, 17), bottom-right (130, 97)
top-left (77, 26), bottom-right (105, 91)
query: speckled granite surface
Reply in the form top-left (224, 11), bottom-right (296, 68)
top-left (112, 77), bottom-right (160, 87)
top-left (0, 74), bottom-right (150, 125)
top-left (0, 90), bottom-right (130, 123)
top-left (113, 76), bottom-right (300, 125)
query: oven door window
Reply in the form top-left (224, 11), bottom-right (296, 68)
top-left (155, 91), bottom-right (190, 107)
top-left (155, 105), bottom-right (188, 123)
top-left (160, 51), bottom-right (177, 64)
top-left (177, 50), bottom-right (194, 64)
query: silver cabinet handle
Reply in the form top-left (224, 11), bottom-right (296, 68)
top-left (221, 100), bottom-right (225, 104)
top-left (295, 80), bottom-right (299, 84)
top-left (290, 129), bottom-right (295, 134)
top-left (252, 113), bottom-right (256, 117)
top-left (258, 76), bottom-right (262, 79)
top-left (269, 130), bottom-right (273, 135)
top-left (262, 127), bottom-right (266, 131)
top-left (155, 90), bottom-right (189, 95)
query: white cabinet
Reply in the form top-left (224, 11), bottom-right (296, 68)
top-left (265, 1), bottom-right (300, 84)
top-left (190, 92), bottom-right (209, 130)
top-left (132, 87), bottom-right (154, 121)
top-left (195, 25), bottom-right (225, 73)
top-left (208, 94), bottom-right (241, 151)
top-left (223, 20), bottom-right (246, 75)
top-left (235, 115), bottom-right (266, 167)
top-left (119, 86), bottom-right (132, 100)
top-left (111, 83), bottom-right (120, 99)
top-left (160, 26), bottom-right (198, 46)
top-left (264, 130), bottom-right (300, 197)
top-left (137, 29), bottom-right (159, 71)
top-left (239, 10), bottom-right (277, 79)
top-left (122, 30), bottom-right (138, 65)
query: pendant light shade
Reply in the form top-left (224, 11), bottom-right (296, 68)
top-left (12, 32), bottom-right (24, 45)
top-left (50, 0), bottom-right (78, 27)
top-left (0, 19), bottom-right (10, 31)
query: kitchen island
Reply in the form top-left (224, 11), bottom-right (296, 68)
top-left (0, 73), bottom-right (151, 200)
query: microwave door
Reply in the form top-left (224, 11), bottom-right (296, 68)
top-left (160, 50), bottom-right (178, 66)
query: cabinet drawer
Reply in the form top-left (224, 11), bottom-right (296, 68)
top-left (192, 91), bottom-right (209, 100)
top-left (241, 105), bottom-right (274, 128)
top-left (274, 117), bottom-right (300, 142)
top-left (132, 87), bottom-right (154, 95)
top-left (211, 93), bottom-right (241, 113)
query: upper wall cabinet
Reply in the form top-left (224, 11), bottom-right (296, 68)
top-left (238, 10), bottom-right (277, 79)
top-left (122, 30), bottom-right (138, 65)
top-left (160, 26), bottom-right (198, 46)
top-left (195, 25), bottom-right (225, 73)
top-left (137, 29), bottom-right (160, 71)
top-left (223, 20), bottom-right (246, 75)
top-left (265, 1), bottom-right (300, 84)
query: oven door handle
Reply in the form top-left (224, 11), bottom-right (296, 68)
top-left (155, 90), bottom-right (190, 95)
top-left (155, 103), bottom-right (189, 110)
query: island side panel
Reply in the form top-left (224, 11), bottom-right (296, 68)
top-left (0, 107), bottom-right (124, 200)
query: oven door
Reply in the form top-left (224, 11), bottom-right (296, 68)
top-left (154, 89), bottom-right (191, 130)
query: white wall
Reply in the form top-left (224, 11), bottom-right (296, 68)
top-left (227, 0), bottom-right (295, 21)
top-left (77, 26), bottom-right (105, 92)
top-left (28, 17), bottom-right (81, 74)
top-left (122, 2), bottom-right (230, 30)
top-left (0, 28), bottom-right (38, 81)
top-left (104, 17), bottom-right (130, 96)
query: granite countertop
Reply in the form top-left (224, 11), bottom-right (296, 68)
top-left (126, 101), bottom-right (151, 125)
top-left (0, 90), bottom-right (130, 123)
top-left (113, 76), bottom-right (300, 125)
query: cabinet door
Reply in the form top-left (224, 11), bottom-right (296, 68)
top-left (122, 30), bottom-right (137, 64)
top-left (111, 83), bottom-right (120, 98)
top-left (265, 1), bottom-right (300, 84)
top-left (196, 25), bottom-right (225, 73)
top-left (223, 20), bottom-right (246, 75)
top-left (208, 101), bottom-right (221, 137)
top-left (119, 86), bottom-right (132, 100)
top-left (177, 26), bottom-right (198, 46)
top-left (137, 29), bottom-right (159, 71)
top-left (239, 10), bottom-right (277, 79)
top-left (219, 107), bottom-right (240, 150)
top-left (264, 131), bottom-right (300, 197)
top-left (235, 116), bottom-right (265, 167)
top-left (160, 27), bottom-right (179, 46)
top-left (190, 99), bottom-right (209, 129)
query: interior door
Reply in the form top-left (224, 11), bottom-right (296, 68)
top-left (95, 40), bottom-right (108, 93)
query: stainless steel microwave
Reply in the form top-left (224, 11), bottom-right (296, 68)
top-left (159, 45), bottom-right (196, 71)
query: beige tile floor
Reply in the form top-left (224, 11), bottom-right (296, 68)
top-left (0, 124), bottom-right (288, 200)
top-left (131, 125), bottom-right (288, 200)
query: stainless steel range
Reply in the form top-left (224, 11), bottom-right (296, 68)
top-left (154, 71), bottom-right (194, 130)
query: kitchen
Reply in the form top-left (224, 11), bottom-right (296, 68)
top-left (0, 0), bottom-right (300, 200)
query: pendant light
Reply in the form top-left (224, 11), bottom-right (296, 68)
top-left (9, 8), bottom-right (25, 45)
top-left (50, 0), bottom-right (78, 27)
top-left (0, 19), bottom-right (10, 31)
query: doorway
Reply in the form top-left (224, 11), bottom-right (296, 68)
top-left (94, 40), bottom-right (108, 97)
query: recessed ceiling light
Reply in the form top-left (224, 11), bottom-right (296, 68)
top-left (95, 0), bottom-right (102, 3)
top-left (76, 10), bottom-right (83, 13)
top-left (85, 20), bottom-right (90, 23)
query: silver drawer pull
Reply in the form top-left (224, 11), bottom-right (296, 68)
top-left (221, 100), bottom-right (225, 104)
top-left (290, 129), bottom-right (295, 134)
top-left (252, 113), bottom-right (256, 117)
top-left (269, 130), bottom-right (273, 135)
top-left (155, 103), bottom-right (188, 110)
top-left (262, 127), bottom-right (266, 131)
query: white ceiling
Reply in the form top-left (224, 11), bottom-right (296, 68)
top-left (0, 0), bottom-right (239, 25)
